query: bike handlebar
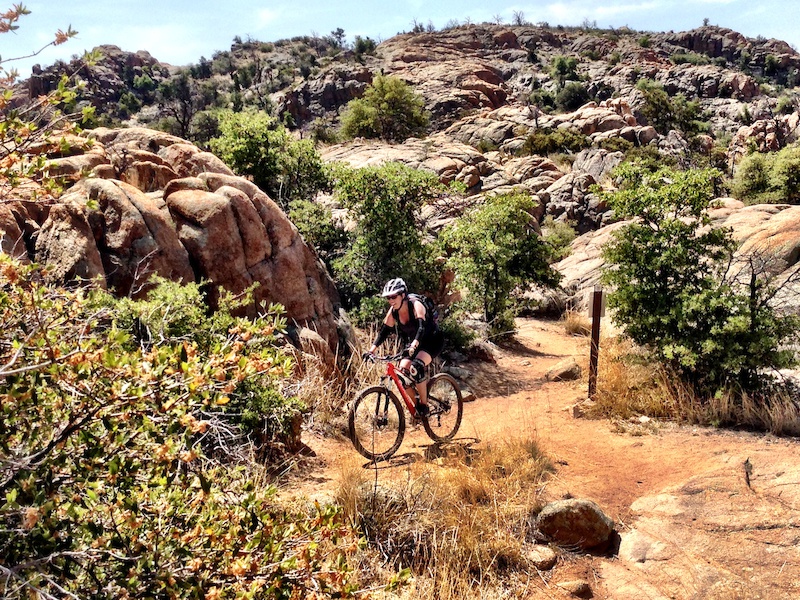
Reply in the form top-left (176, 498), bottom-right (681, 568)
top-left (363, 352), bottom-right (406, 363)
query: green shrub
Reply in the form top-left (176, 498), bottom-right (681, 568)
top-left (329, 162), bottom-right (445, 312)
top-left (98, 277), bottom-right (305, 445)
top-left (354, 35), bottom-right (377, 56)
top-left (732, 145), bottom-right (800, 204)
top-left (556, 81), bottom-right (590, 111)
top-left (210, 109), bottom-right (329, 208)
top-left (340, 74), bottom-right (429, 141)
top-left (618, 144), bottom-right (676, 171)
top-left (441, 193), bottom-right (562, 339)
top-left (0, 258), bottom-right (369, 598)
top-left (529, 89), bottom-right (556, 112)
top-left (288, 198), bottom-right (350, 266)
top-left (596, 137), bottom-right (634, 153)
top-left (550, 55), bottom-right (579, 88)
top-left (542, 215), bottom-right (577, 261)
top-left (635, 78), bottom-right (706, 136)
top-left (601, 164), bottom-right (800, 397)
top-left (438, 310), bottom-right (477, 352)
top-left (348, 294), bottom-right (387, 328)
top-left (520, 127), bottom-right (591, 156)
top-left (776, 94), bottom-right (796, 115)
top-left (670, 52), bottom-right (710, 65)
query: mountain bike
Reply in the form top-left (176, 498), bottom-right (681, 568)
top-left (348, 353), bottom-right (464, 462)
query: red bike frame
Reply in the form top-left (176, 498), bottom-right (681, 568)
top-left (384, 360), bottom-right (420, 417)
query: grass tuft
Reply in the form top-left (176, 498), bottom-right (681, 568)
top-left (335, 436), bottom-right (555, 598)
top-left (591, 335), bottom-right (800, 435)
top-left (562, 310), bottom-right (592, 337)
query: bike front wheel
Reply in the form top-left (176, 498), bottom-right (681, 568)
top-left (423, 373), bottom-right (463, 442)
top-left (348, 386), bottom-right (406, 461)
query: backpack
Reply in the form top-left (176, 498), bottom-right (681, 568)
top-left (407, 293), bottom-right (440, 331)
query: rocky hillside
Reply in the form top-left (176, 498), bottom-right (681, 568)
top-left (0, 127), bottom-right (349, 361)
top-left (8, 22), bottom-right (800, 340)
top-left (26, 23), bottom-right (800, 141)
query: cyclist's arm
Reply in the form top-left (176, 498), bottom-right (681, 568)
top-left (368, 308), bottom-right (396, 354)
top-left (408, 300), bottom-right (427, 354)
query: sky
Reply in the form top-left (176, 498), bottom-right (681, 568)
top-left (2, 0), bottom-right (799, 78)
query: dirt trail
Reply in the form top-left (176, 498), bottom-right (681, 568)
top-left (297, 317), bottom-right (800, 599)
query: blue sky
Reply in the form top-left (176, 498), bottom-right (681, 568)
top-left (3, 0), bottom-right (799, 77)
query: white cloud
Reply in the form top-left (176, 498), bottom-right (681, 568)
top-left (256, 9), bottom-right (281, 29)
top-left (593, 2), bottom-right (662, 18)
top-left (78, 23), bottom-right (208, 65)
top-left (545, 1), bottom-right (664, 22)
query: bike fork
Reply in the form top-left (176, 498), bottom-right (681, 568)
top-left (376, 388), bottom-right (390, 426)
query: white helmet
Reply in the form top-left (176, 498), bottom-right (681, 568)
top-left (381, 278), bottom-right (407, 297)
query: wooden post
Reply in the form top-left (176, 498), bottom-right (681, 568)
top-left (588, 288), bottom-right (604, 400)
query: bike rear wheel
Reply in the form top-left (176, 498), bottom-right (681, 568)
top-left (422, 373), bottom-right (463, 442)
top-left (348, 386), bottom-right (406, 461)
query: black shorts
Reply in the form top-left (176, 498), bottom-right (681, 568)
top-left (419, 328), bottom-right (444, 359)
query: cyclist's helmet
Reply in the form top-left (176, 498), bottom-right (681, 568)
top-left (381, 278), bottom-right (407, 297)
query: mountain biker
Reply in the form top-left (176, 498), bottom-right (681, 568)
top-left (365, 277), bottom-right (444, 418)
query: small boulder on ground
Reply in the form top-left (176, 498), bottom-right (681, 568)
top-left (536, 498), bottom-right (615, 550)
top-left (546, 358), bottom-right (582, 382)
top-left (556, 579), bottom-right (593, 598)
top-left (526, 544), bottom-right (558, 570)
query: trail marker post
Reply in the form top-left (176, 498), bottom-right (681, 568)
top-left (587, 287), bottom-right (605, 400)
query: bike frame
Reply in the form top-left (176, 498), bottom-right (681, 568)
top-left (383, 360), bottom-right (419, 417)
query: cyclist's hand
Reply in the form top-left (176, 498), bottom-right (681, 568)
top-left (361, 351), bottom-right (375, 362)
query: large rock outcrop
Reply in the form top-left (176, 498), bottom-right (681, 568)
top-left (554, 199), bottom-right (800, 315)
top-left (2, 127), bottom-right (347, 356)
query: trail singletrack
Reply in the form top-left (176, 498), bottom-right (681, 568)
top-left (295, 317), bottom-right (800, 599)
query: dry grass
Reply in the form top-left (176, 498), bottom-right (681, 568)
top-left (562, 310), bottom-right (592, 337)
top-left (288, 325), bottom-right (395, 438)
top-left (589, 336), bottom-right (671, 420)
top-left (334, 437), bottom-right (556, 599)
top-left (590, 335), bottom-right (800, 435)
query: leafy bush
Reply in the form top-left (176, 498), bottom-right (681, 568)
top-left (519, 127), bottom-right (591, 156)
top-left (556, 81), bottom-right (590, 111)
top-left (354, 35), bottom-right (377, 57)
top-left (329, 162), bottom-right (445, 318)
top-left (309, 116), bottom-right (340, 144)
top-left (635, 78), bottom-right (706, 136)
top-left (670, 52), bottom-right (710, 65)
top-left (541, 215), bottom-right (577, 261)
top-left (92, 276), bottom-right (304, 449)
top-left (288, 198), bottom-right (350, 266)
top-left (0, 258), bottom-right (367, 598)
top-left (438, 310), bottom-right (478, 352)
top-left (0, 12), bottom-right (91, 198)
top-left (616, 144), bottom-right (676, 172)
top-left (776, 94), bottom-right (797, 115)
top-left (731, 145), bottom-right (800, 204)
top-left (550, 55), bottom-right (579, 88)
top-left (601, 164), bottom-right (800, 397)
top-left (529, 89), bottom-right (556, 113)
top-left (441, 193), bottom-right (562, 338)
top-left (340, 74), bottom-right (429, 141)
top-left (210, 109), bottom-right (329, 208)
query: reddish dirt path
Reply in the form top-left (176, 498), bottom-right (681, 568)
top-left (296, 317), bottom-right (800, 599)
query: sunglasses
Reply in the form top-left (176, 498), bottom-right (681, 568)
top-left (386, 294), bottom-right (401, 300)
